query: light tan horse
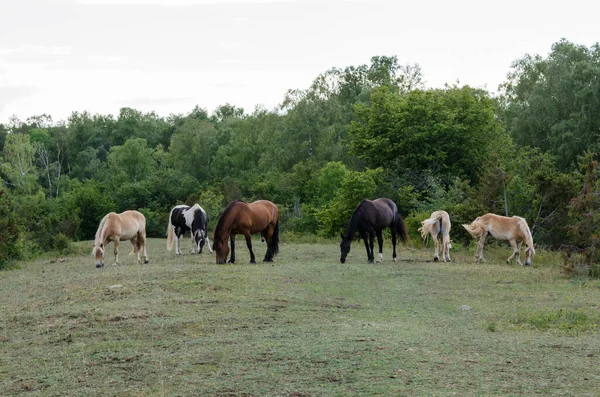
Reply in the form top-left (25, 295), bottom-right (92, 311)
top-left (92, 210), bottom-right (149, 268)
top-left (462, 213), bottom-right (535, 266)
top-left (418, 210), bottom-right (452, 262)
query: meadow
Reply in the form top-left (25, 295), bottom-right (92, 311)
top-left (1, 238), bottom-right (599, 396)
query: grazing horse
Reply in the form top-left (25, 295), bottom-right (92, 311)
top-left (212, 200), bottom-right (279, 264)
top-left (166, 204), bottom-right (212, 255)
top-left (462, 213), bottom-right (535, 266)
top-left (92, 210), bottom-right (148, 268)
top-left (340, 198), bottom-right (408, 264)
top-left (418, 210), bottom-right (452, 262)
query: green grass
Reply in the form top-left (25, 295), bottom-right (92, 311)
top-left (1, 238), bottom-right (600, 396)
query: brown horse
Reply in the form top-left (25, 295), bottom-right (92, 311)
top-left (462, 213), bottom-right (535, 266)
top-left (92, 210), bottom-right (149, 268)
top-left (212, 200), bottom-right (279, 264)
top-left (418, 210), bottom-right (452, 262)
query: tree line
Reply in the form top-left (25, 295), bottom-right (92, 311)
top-left (2, 39), bottom-right (600, 271)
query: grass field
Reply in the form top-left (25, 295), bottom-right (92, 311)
top-left (1, 238), bottom-right (600, 396)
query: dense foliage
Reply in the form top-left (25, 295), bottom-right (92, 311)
top-left (1, 42), bottom-right (599, 270)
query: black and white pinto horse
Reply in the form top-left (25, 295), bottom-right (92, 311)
top-left (340, 198), bottom-right (409, 264)
top-left (167, 204), bottom-right (212, 255)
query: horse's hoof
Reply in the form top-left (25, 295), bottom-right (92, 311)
top-left (250, 260), bottom-right (256, 264)
top-left (434, 257), bottom-right (439, 262)
top-left (264, 259), bottom-right (273, 263)
top-left (228, 260), bottom-right (235, 264)
top-left (112, 263), bottom-right (119, 267)
top-left (367, 260), bottom-right (374, 264)
top-left (393, 257), bottom-right (397, 263)
top-left (144, 259), bottom-right (149, 264)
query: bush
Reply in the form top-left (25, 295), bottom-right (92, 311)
top-left (52, 233), bottom-right (73, 254)
top-left (0, 190), bottom-right (23, 269)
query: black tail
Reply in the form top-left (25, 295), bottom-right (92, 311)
top-left (396, 213), bottom-right (409, 244)
top-left (269, 219), bottom-right (280, 257)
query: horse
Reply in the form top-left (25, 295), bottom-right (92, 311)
top-left (340, 198), bottom-right (408, 264)
top-left (462, 213), bottom-right (535, 266)
top-left (92, 210), bottom-right (148, 268)
top-left (166, 203), bottom-right (212, 255)
top-left (418, 210), bottom-right (452, 262)
top-left (212, 200), bottom-right (279, 264)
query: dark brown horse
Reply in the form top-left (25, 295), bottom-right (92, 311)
top-left (340, 198), bottom-right (408, 264)
top-left (212, 200), bottom-right (280, 264)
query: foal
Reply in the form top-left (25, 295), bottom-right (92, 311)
top-left (419, 210), bottom-right (452, 262)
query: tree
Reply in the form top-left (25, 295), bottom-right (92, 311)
top-left (349, 85), bottom-right (504, 186)
top-left (1, 133), bottom-right (38, 195)
top-left (168, 119), bottom-right (217, 182)
top-left (108, 138), bottom-right (156, 183)
top-left (0, 189), bottom-right (22, 268)
top-left (500, 39), bottom-right (600, 170)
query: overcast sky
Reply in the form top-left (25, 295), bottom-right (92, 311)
top-left (0, 0), bottom-right (598, 123)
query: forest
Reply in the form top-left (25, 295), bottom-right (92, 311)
top-left (1, 39), bottom-right (600, 271)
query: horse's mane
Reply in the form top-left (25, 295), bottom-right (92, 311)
top-left (515, 216), bottom-right (535, 254)
top-left (94, 214), bottom-right (110, 244)
top-left (92, 213), bottom-right (111, 255)
top-left (344, 200), bottom-right (369, 240)
top-left (213, 200), bottom-right (243, 249)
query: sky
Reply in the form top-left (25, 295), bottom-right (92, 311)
top-left (0, 0), bottom-right (598, 124)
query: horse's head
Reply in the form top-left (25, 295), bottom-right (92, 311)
top-left (524, 245), bottom-right (536, 266)
top-left (194, 229), bottom-right (205, 253)
top-left (92, 243), bottom-right (105, 268)
top-left (214, 237), bottom-right (229, 264)
top-left (340, 233), bottom-right (351, 264)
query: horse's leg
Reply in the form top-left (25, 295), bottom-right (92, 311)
top-left (368, 231), bottom-right (375, 263)
top-left (433, 232), bottom-right (440, 262)
top-left (228, 234), bottom-right (236, 264)
top-left (263, 229), bottom-right (275, 262)
top-left (244, 233), bottom-right (256, 264)
top-left (205, 233), bottom-right (213, 253)
top-left (359, 230), bottom-right (371, 263)
top-left (175, 230), bottom-right (182, 256)
top-left (443, 233), bottom-right (451, 262)
top-left (506, 239), bottom-right (519, 264)
top-left (375, 230), bottom-right (384, 263)
top-left (391, 227), bottom-right (397, 263)
top-left (113, 240), bottom-right (120, 266)
top-left (189, 229), bottom-right (196, 254)
top-left (139, 232), bottom-right (148, 264)
top-left (476, 232), bottom-right (487, 262)
top-left (130, 237), bottom-right (140, 264)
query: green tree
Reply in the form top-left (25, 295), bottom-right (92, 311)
top-left (108, 138), bottom-right (156, 183)
top-left (1, 133), bottom-right (39, 195)
top-left (0, 189), bottom-right (23, 268)
top-left (168, 119), bottom-right (217, 181)
top-left (349, 85), bottom-right (503, 186)
top-left (500, 39), bottom-right (600, 170)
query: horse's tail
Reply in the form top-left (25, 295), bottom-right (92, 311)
top-left (395, 211), bottom-right (409, 245)
top-left (269, 219), bottom-right (280, 257)
top-left (462, 219), bottom-right (485, 238)
top-left (166, 207), bottom-right (175, 251)
top-left (418, 215), bottom-right (441, 241)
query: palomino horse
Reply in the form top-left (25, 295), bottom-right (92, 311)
top-left (212, 200), bottom-right (279, 264)
top-left (167, 204), bottom-right (212, 255)
top-left (418, 210), bottom-right (452, 262)
top-left (340, 198), bottom-right (408, 264)
top-left (92, 210), bottom-right (149, 268)
top-left (462, 213), bottom-right (535, 266)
